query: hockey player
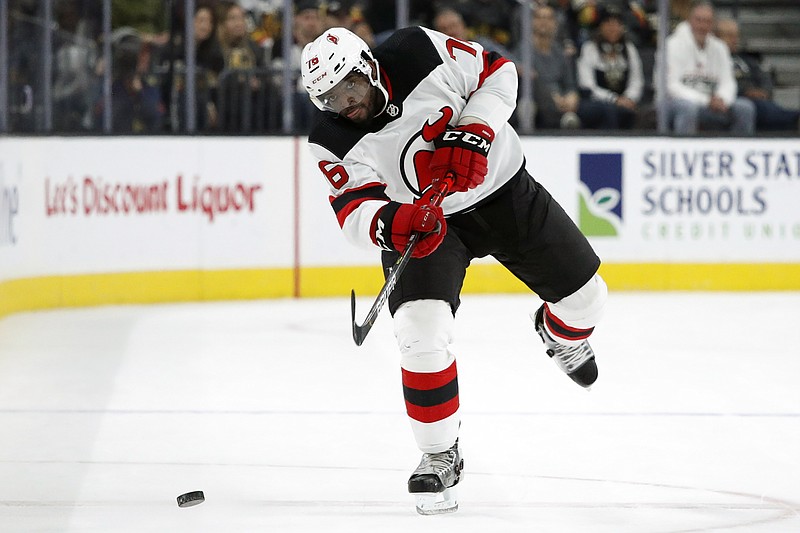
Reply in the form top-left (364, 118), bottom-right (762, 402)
top-left (301, 27), bottom-right (607, 514)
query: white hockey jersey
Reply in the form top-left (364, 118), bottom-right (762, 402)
top-left (307, 26), bottom-right (523, 251)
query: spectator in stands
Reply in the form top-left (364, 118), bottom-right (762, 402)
top-left (8, 1), bottom-right (45, 131)
top-left (362, 0), bottom-right (436, 45)
top-left (352, 20), bottom-right (377, 49)
top-left (456, 0), bottom-right (517, 52)
top-left (526, 4), bottom-right (580, 128)
top-left (217, 1), bottom-right (266, 70)
top-left (318, 0), bottom-right (373, 46)
top-left (53, 0), bottom-right (98, 131)
top-left (271, 0), bottom-right (325, 131)
top-left (432, 7), bottom-right (516, 60)
top-left (576, 7), bottom-right (644, 129)
top-left (93, 28), bottom-right (164, 133)
top-left (111, 1), bottom-right (170, 77)
top-left (293, 1), bottom-right (326, 50)
top-left (216, 1), bottom-right (268, 131)
top-left (526, 4), bottom-right (620, 129)
top-left (571, 0), bottom-right (653, 48)
top-left (716, 18), bottom-right (800, 132)
top-left (195, 4), bottom-right (224, 74)
top-left (193, 3), bottom-right (225, 130)
top-left (664, 0), bottom-right (754, 135)
top-left (668, 0), bottom-right (692, 32)
top-left (322, 1), bottom-right (354, 31)
top-left (250, 5), bottom-right (281, 58)
top-left (544, 0), bottom-right (580, 60)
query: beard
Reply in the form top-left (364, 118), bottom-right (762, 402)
top-left (338, 87), bottom-right (386, 126)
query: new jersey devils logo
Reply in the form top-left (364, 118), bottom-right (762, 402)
top-left (400, 106), bottom-right (454, 196)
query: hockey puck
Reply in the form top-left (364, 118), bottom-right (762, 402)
top-left (177, 490), bottom-right (205, 508)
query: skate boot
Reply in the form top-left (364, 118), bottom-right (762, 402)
top-left (533, 305), bottom-right (598, 388)
top-left (407, 440), bottom-right (463, 515)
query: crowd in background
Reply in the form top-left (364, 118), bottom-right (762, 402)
top-left (4, 0), bottom-right (799, 135)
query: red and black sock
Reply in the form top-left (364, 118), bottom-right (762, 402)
top-left (401, 360), bottom-right (459, 423)
top-left (544, 303), bottom-right (594, 342)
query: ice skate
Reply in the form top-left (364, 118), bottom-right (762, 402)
top-left (533, 305), bottom-right (598, 388)
top-left (407, 440), bottom-right (463, 515)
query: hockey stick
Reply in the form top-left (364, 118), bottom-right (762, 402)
top-left (350, 175), bottom-right (453, 346)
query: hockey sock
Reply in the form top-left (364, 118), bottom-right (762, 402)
top-left (401, 360), bottom-right (459, 424)
top-left (543, 303), bottom-right (594, 345)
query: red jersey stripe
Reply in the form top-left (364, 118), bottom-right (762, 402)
top-left (475, 51), bottom-right (512, 92)
top-left (329, 182), bottom-right (388, 227)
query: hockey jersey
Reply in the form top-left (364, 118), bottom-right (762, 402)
top-left (307, 26), bottom-right (523, 251)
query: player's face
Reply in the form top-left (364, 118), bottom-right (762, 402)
top-left (319, 72), bottom-right (375, 123)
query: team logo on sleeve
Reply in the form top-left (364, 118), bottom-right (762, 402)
top-left (399, 107), bottom-right (454, 196)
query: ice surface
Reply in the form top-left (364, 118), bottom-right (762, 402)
top-left (0, 292), bottom-right (798, 532)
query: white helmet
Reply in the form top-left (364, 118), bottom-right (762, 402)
top-left (301, 27), bottom-right (388, 114)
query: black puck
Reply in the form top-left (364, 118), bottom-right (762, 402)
top-left (177, 490), bottom-right (205, 508)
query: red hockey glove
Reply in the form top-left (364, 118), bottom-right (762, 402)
top-left (429, 123), bottom-right (495, 193)
top-left (373, 201), bottom-right (447, 258)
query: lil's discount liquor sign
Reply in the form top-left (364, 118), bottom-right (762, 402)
top-left (45, 174), bottom-right (262, 223)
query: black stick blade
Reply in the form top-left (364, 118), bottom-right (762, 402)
top-left (351, 290), bottom-right (367, 346)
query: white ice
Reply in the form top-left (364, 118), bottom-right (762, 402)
top-left (0, 292), bottom-right (798, 532)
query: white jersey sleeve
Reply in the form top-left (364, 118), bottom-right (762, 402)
top-left (308, 141), bottom-right (390, 250)
top-left (419, 27), bottom-right (518, 131)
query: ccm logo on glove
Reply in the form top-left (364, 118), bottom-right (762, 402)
top-left (439, 130), bottom-right (492, 152)
top-left (430, 123), bottom-right (495, 193)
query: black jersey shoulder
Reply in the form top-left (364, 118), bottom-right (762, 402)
top-left (308, 27), bottom-right (443, 160)
top-left (308, 112), bottom-right (371, 160)
top-left (374, 26), bottom-right (443, 103)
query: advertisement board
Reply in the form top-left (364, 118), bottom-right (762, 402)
top-left (0, 138), bottom-right (294, 281)
top-left (1, 136), bottom-right (798, 318)
top-left (522, 137), bottom-right (800, 262)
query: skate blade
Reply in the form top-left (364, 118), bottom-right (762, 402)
top-left (414, 487), bottom-right (458, 515)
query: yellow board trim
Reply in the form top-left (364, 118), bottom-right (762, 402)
top-left (300, 263), bottom-right (800, 294)
top-left (1, 263), bottom-right (798, 319)
top-left (0, 269), bottom-right (294, 318)
top-left (597, 263), bottom-right (800, 291)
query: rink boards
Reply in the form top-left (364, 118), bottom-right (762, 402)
top-left (1, 136), bottom-right (798, 316)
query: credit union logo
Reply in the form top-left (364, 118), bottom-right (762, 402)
top-left (578, 153), bottom-right (623, 237)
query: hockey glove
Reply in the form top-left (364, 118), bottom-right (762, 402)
top-left (374, 201), bottom-right (447, 258)
top-left (429, 123), bottom-right (495, 193)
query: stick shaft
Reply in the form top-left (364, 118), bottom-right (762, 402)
top-left (351, 176), bottom-right (452, 345)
